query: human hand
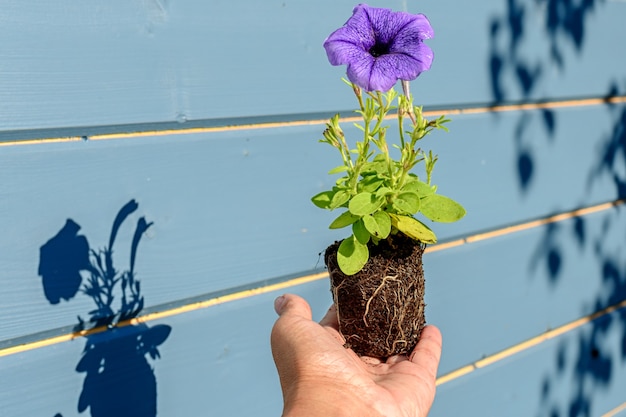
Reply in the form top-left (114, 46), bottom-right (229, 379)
top-left (270, 293), bottom-right (442, 417)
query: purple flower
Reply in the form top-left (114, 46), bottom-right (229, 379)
top-left (323, 4), bottom-right (434, 92)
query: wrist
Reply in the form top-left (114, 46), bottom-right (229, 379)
top-left (282, 383), bottom-right (381, 417)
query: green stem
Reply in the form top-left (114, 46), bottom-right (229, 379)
top-left (338, 132), bottom-right (353, 170)
top-left (353, 84), bottom-right (365, 113)
top-left (398, 100), bottom-right (406, 152)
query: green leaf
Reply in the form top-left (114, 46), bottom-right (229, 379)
top-left (362, 214), bottom-right (380, 238)
top-left (373, 211), bottom-right (392, 239)
top-left (358, 174), bottom-right (385, 193)
top-left (363, 212), bottom-right (392, 239)
top-left (349, 192), bottom-right (385, 216)
top-left (311, 191), bottom-right (334, 209)
top-left (375, 187), bottom-right (393, 199)
top-left (401, 179), bottom-right (435, 196)
top-left (362, 156), bottom-right (387, 173)
top-left (389, 214), bottom-right (437, 244)
top-left (328, 165), bottom-right (349, 175)
top-left (337, 235), bottom-right (369, 276)
top-left (352, 220), bottom-right (370, 244)
top-left (392, 191), bottom-right (420, 214)
top-left (329, 190), bottom-right (350, 210)
top-left (420, 195), bottom-right (466, 223)
top-left (329, 211), bottom-right (360, 229)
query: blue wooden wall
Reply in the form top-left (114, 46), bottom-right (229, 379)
top-left (1, 1), bottom-right (626, 416)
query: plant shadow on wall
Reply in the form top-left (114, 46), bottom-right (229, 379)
top-left (39, 200), bottom-right (171, 417)
top-left (590, 82), bottom-right (626, 201)
top-left (534, 107), bottom-right (626, 416)
top-left (488, 0), bottom-right (605, 192)
top-left (489, 1), bottom-right (626, 416)
top-left (534, 85), bottom-right (626, 417)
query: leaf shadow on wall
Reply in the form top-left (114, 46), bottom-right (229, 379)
top-left (532, 88), bottom-right (626, 416)
top-left (39, 200), bottom-right (171, 417)
top-left (487, 1), bottom-right (626, 415)
top-left (487, 0), bottom-right (605, 193)
top-left (38, 219), bottom-right (92, 304)
top-left (589, 82), bottom-right (626, 201)
top-left (535, 213), bottom-right (626, 417)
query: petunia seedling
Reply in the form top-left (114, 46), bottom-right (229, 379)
top-left (313, 4), bottom-right (466, 275)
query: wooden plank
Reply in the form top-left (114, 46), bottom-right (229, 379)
top-left (0, 1), bottom-right (624, 132)
top-left (431, 312), bottom-right (626, 417)
top-left (2, 279), bottom-right (625, 417)
top-left (1, 2), bottom-right (623, 415)
top-left (2, 202), bottom-right (625, 382)
top-left (1, 104), bottom-right (624, 343)
top-left (429, 204), bottom-right (626, 374)
top-left (0, 284), bottom-right (329, 417)
top-left (418, 0), bottom-right (626, 107)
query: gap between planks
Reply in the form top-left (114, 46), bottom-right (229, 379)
top-left (435, 297), bottom-right (626, 386)
top-left (1, 96), bottom-right (625, 147)
top-left (602, 401), bottom-right (626, 417)
top-left (1, 197), bottom-right (624, 389)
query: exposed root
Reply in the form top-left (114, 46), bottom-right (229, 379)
top-left (325, 234), bottom-right (427, 358)
top-left (363, 275), bottom-right (398, 327)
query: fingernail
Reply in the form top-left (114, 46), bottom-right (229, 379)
top-left (274, 295), bottom-right (286, 314)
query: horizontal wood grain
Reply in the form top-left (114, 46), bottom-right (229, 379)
top-left (1, 277), bottom-right (625, 417)
top-left (430, 205), bottom-right (626, 374)
top-left (431, 311), bottom-right (626, 417)
top-left (0, 0), bottom-right (623, 132)
top-left (4, 95), bottom-right (626, 145)
top-left (2, 200), bottom-right (625, 382)
top-left (1, 104), bottom-right (624, 343)
top-left (2, 1), bottom-right (624, 416)
top-left (0, 288), bottom-right (298, 417)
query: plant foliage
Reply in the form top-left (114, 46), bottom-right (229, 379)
top-left (312, 82), bottom-right (465, 275)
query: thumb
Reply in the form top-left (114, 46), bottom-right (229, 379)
top-left (271, 294), bottom-right (316, 403)
top-left (274, 293), bottom-right (313, 320)
top-left (271, 294), bottom-right (314, 381)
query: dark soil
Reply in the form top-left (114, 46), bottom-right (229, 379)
top-left (325, 233), bottom-right (426, 359)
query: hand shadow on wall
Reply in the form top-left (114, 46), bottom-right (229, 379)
top-left (39, 200), bottom-right (171, 417)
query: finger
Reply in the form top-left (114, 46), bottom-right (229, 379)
top-left (409, 325), bottom-right (442, 379)
top-left (271, 294), bottom-right (313, 366)
top-left (273, 293), bottom-right (312, 320)
top-left (361, 356), bottom-right (384, 366)
top-left (319, 304), bottom-right (339, 328)
top-left (318, 304), bottom-right (348, 345)
top-left (386, 354), bottom-right (409, 365)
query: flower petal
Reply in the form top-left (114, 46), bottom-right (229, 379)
top-left (323, 4), bottom-right (376, 65)
top-left (345, 54), bottom-right (376, 91)
top-left (389, 15), bottom-right (434, 55)
top-left (365, 7), bottom-right (433, 44)
top-left (324, 39), bottom-right (368, 67)
top-left (400, 13), bottom-right (434, 41)
top-left (390, 43), bottom-right (434, 79)
top-left (367, 57), bottom-right (405, 92)
top-left (367, 45), bottom-right (433, 91)
top-left (323, 4), bottom-right (435, 92)
top-left (365, 7), bottom-right (408, 45)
